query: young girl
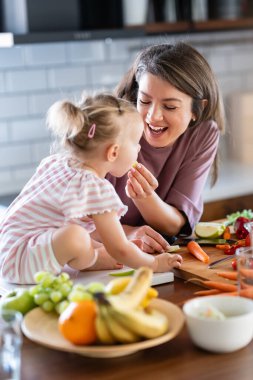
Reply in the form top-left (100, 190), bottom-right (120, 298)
top-left (0, 93), bottom-right (182, 284)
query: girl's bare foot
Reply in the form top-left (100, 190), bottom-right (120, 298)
top-left (85, 246), bottom-right (123, 271)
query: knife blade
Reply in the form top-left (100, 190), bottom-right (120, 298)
top-left (172, 238), bottom-right (237, 246)
top-left (208, 255), bottom-right (236, 269)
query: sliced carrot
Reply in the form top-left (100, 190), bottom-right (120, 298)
top-left (194, 289), bottom-right (221, 296)
top-left (187, 241), bottom-right (210, 263)
top-left (215, 244), bottom-right (231, 250)
top-left (216, 271), bottom-right (238, 281)
top-left (223, 226), bottom-right (231, 240)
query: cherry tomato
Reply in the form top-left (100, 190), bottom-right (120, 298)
top-left (231, 258), bottom-right (237, 271)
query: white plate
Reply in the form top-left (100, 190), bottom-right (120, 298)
top-left (21, 299), bottom-right (185, 358)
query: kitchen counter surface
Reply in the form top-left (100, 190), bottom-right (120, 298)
top-left (19, 276), bottom-right (253, 380)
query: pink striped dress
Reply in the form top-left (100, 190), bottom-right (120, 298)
top-left (0, 154), bottom-right (127, 284)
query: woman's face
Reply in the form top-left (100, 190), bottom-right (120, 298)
top-left (137, 72), bottom-right (195, 148)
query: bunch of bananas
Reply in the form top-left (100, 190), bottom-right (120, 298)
top-left (95, 267), bottom-right (169, 344)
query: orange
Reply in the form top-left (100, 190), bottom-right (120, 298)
top-left (58, 300), bottom-right (97, 345)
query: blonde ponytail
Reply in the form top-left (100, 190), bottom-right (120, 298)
top-left (46, 100), bottom-right (85, 144)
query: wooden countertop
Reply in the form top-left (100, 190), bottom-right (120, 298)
top-left (20, 274), bottom-right (252, 380)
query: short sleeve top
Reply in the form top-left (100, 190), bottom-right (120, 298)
top-left (107, 120), bottom-right (220, 235)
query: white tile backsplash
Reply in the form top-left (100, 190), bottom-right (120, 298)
top-left (48, 66), bottom-right (88, 89)
top-left (66, 41), bottom-right (105, 63)
top-left (5, 69), bottom-right (48, 92)
top-left (0, 144), bottom-right (31, 168)
top-left (0, 122), bottom-right (8, 143)
top-left (0, 95), bottom-right (28, 118)
top-left (0, 46), bottom-right (24, 68)
top-left (10, 118), bottom-right (49, 141)
top-left (0, 30), bottom-right (253, 196)
top-left (24, 43), bottom-right (66, 66)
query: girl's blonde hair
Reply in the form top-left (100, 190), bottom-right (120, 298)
top-left (47, 92), bottom-right (138, 154)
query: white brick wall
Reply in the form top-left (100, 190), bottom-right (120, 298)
top-left (0, 30), bottom-right (253, 197)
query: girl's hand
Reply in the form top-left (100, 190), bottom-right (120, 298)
top-left (126, 225), bottom-right (170, 254)
top-left (153, 252), bottom-right (183, 272)
top-left (126, 163), bottom-right (158, 199)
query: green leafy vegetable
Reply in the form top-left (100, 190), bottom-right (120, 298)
top-left (226, 209), bottom-right (253, 225)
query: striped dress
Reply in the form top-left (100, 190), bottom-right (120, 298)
top-left (0, 154), bottom-right (127, 284)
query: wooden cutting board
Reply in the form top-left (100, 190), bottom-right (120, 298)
top-left (173, 245), bottom-right (236, 285)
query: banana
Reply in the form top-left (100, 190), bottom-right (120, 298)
top-left (95, 306), bottom-right (116, 345)
top-left (102, 305), bottom-right (141, 344)
top-left (108, 267), bottom-right (153, 311)
top-left (106, 277), bottom-right (158, 308)
top-left (111, 306), bottom-right (169, 339)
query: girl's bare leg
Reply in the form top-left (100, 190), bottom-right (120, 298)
top-left (52, 224), bottom-right (122, 270)
top-left (86, 245), bottom-right (123, 271)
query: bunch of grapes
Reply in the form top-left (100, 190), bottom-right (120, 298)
top-left (29, 271), bottom-right (105, 315)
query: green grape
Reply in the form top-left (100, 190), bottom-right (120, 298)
top-left (50, 290), bottom-right (63, 304)
top-left (85, 282), bottom-right (105, 294)
top-left (29, 284), bottom-right (43, 296)
top-left (41, 274), bottom-right (55, 288)
top-left (72, 283), bottom-right (87, 292)
top-left (59, 283), bottom-right (72, 297)
top-left (55, 300), bottom-right (70, 315)
top-left (68, 290), bottom-right (93, 302)
top-left (34, 271), bottom-right (51, 284)
top-left (34, 292), bottom-right (49, 306)
top-left (57, 272), bottom-right (70, 282)
top-left (42, 300), bottom-right (55, 312)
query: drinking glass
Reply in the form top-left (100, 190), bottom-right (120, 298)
top-left (245, 221), bottom-right (253, 246)
top-left (236, 246), bottom-right (253, 297)
top-left (0, 309), bottom-right (22, 380)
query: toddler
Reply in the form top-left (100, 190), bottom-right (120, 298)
top-left (0, 93), bottom-right (182, 284)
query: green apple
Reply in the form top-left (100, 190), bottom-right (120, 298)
top-left (0, 288), bottom-right (36, 315)
top-left (195, 222), bottom-right (226, 238)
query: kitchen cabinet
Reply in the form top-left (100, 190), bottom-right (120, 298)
top-left (0, 16), bottom-right (253, 47)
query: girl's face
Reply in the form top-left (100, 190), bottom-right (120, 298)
top-left (137, 72), bottom-right (195, 148)
top-left (110, 113), bottom-right (143, 177)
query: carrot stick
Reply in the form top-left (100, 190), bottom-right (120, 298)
top-left (194, 289), bottom-right (221, 296)
top-left (223, 226), bottom-right (231, 240)
top-left (186, 278), bottom-right (237, 292)
top-left (213, 288), bottom-right (253, 299)
top-left (187, 241), bottom-right (210, 263)
top-left (202, 280), bottom-right (237, 292)
top-left (216, 271), bottom-right (238, 281)
top-left (216, 244), bottom-right (231, 250)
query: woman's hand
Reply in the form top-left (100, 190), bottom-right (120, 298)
top-left (123, 225), bottom-right (170, 254)
top-left (126, 163), bottom-right (158, 199)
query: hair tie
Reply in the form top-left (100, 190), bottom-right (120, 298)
top-left (88, 123), bottom-right (96, 138)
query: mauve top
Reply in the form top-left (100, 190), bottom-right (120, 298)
top-left (107, 120), bottom-right (220, 236)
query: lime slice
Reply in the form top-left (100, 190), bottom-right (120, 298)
top-left (195, 222), bottom-right (226, 238)
top-left (109, 270), bottom-right (135, 277)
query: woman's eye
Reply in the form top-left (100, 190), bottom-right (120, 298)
top-left (138, 99), bottom-right (150, 105)
top-left (164, 105), bottom-right (177, 110)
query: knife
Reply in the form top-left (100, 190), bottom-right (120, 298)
top-left (208, 255), bottom-right (236, 269)
top-left (172, 238), bottom-right (237, 246)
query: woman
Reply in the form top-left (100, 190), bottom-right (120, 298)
top-left (108, 41), bottom-right (225, 253)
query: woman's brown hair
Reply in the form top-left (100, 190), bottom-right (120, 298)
top-left (115, 42), bottom-right (225, 185)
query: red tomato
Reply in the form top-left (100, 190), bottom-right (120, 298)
top-left (231, 258), bottom-right (237, 271)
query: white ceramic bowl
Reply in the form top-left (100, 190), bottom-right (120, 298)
top-left (183, 295), bottom-right (253, 353)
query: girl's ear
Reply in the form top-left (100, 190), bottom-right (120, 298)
top-left (106, 143), bottom-right (119, 162)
